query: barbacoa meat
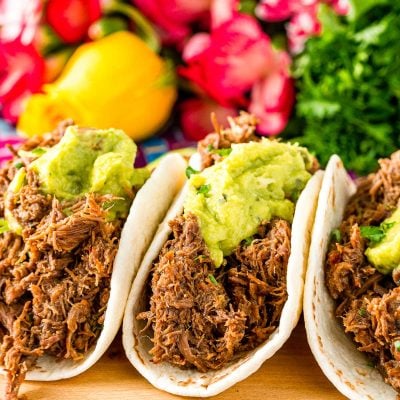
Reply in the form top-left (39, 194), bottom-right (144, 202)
top-left (137, 214), bottom-right (290, 371)
top-left (325, 150), bottom-right (400, 393)
top-left (0, 126), bottom-right (123, 400)
top-left (137, 112), bottom-right (296, 371)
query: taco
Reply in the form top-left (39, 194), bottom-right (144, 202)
top-left (304, 153), bottom-right (400, 399)
top-left (0, 122), bottom-right (186, 399)
top-left (123, 113), bottom-right (324, 397)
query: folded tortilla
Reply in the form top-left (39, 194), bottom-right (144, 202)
top-left (303, 155), bottom-right (398, 399)
top-left (123, 151), bottom-right (323, 397)
top-left (1, 153), bottom-right (187, 382)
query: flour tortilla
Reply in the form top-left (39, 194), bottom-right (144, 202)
top-left (123, 166), bottom-right (323, 397)
top-left (14, 153), bottom-right (187, 381)
top-left (304, 154), bottom-right (398, 400)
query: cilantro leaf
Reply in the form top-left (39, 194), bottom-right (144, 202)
top-left (330, 228), bottom-right (342, 243)
top-left (213, 148), bottom-right (232, 157)
top-left (185, 166), bottom-right (199, 179)
top-left (32, 147), bottom-right (46, 156)
top-left (360, 220), bottom-right (395, 244)
top-left (197, 184), bottom-right (211, 196)
top-left (0, 219), bottom-right (10, 234)
top-left (208, 274), bottom-right (218, 286)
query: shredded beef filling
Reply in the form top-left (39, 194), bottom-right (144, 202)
top-left (0, 127), bottom-right (123, 400)
top-left (325, 150), bottom-right (400, 392)
top-left (137, 214), bottom-right (290, 371)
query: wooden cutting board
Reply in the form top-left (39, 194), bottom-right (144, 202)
top-left (1, 318), bottom-right (346, 400)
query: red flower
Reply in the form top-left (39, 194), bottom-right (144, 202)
top-left (45, 0), bottom-right (102, 43)
top-left (249, 52), bottom-right (294, 135)
top-left (0, 38), bottom-right (45, 123)
top-left (132, 0), bottom-right (211, 46)
top-left (180, 98), bottom-right (236, 141)
top-left (179, 13), bottom-right (276, 107)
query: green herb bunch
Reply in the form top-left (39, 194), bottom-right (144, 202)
top-left (287, 0), bottom-right (400, 174)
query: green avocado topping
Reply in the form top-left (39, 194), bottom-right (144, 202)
top-left (27, 126), bottom-right (148, 220)
top-left (364, 208), bottom-right (400, 274)
top-left (184, 139), bottom-right (313, 267)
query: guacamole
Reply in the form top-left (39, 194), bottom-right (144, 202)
top-left (29, 126), bottom-right (148, 220)
top-left (184, 139), bottom-right (313, 267)
top-left (365, 208), bottom-right (400, 274)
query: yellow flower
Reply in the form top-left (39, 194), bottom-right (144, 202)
top-left (18, 31), bottom-right (177, 141)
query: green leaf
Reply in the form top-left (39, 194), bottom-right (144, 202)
top-left (14, 162), bottom-right (23, 169)
top-left (208, 274), bottom-right (218, 286)
top-left (185, 166), bottom-right (199, 179)
top-left (358, 307), bottom-right (367, 317)
top-left (213, 148), bottom-right (232, 157)
top-left (330, 228), bottom-right (342, 243)
top-left (32, 147), bottom-right (46, 156)
top-left (0, 219), bottom-right (10, 234)
top-left (394, 340), bottom-right (400, 352)
top-left (244, 236), bottom-right (254, 246)
top-left (348, 0), bottom-right (390, 22)
top-left (197, 184), bottom-right (211, 196)
top-left (360, 221), bottom-right (394, 244)
top-left (360, 226), bottom-right (386, 243)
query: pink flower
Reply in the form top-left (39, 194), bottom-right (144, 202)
top-left (256, 0), bottom-right (317, 22)
top-left (256, 0), bottom-right (349, 53)
top-left (132, 0), bottom-right (211, 46)
top-left (179, 13), bottom-right (277, 107)
top-left (0, 0), bottom-right (42, 44)
top-left (0, 38), bottom-right (45, 123)
top-left (45, 0), bottom-right (102, 44)
top-left (328, 0), bottom-right (349, 15)
top-left (249, 52), bottom-right (294, 135)
top-left (180, 98), bottom-right (237, 141)
top-left (287, 4), bottom-right (321, 53)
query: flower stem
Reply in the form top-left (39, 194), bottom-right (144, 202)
top-left (105, 1), bottom-right (160, 52)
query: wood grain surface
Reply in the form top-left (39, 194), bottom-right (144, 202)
top-left (2, 318), bottom-right (346, 400)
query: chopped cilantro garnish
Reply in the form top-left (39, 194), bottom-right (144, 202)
top-left (14, 162), bottom-right (23, 169)
top-left (394, 340), bottom-right (400, 352)
top-left (330, 228), bottom-right (342, 243)
top-left (360, 221), bottom-right (395, 244)
top-left (0, 219), bottom-right (10, 234)
top-left (244, 236), bottom-right (254, 246)
top-left (206, 144), bottom-right (214, 152)
top-left (208, 274), bottom-right (218, 286)
top-left (366, 360), bottom-right (376, 368)
top-left (31, 147), bottom-right (46, 156)
top-left (213, 148), bottom-right (232, 157)
top-left (358, 308), bottom-right (367, 317)
top-left (102, 200), bottom-right (116, 210)
top-left (185, 166), bottom-right (199, 179)
top-left (197, 184), bottom-right (211, 196)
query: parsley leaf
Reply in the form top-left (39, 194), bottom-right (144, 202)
top-left (289, 3), bottom-right (400, 174)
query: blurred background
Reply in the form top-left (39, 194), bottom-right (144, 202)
top-left (0, 0), bottom-right (399, 170)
